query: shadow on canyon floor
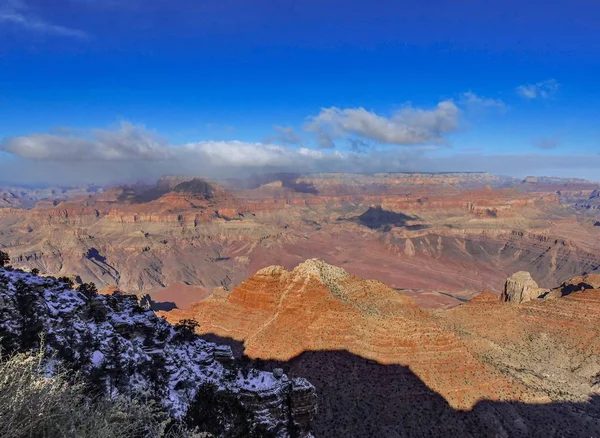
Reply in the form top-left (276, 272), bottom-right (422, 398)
top-left (118, 184), bottom-right (170, 204)
top-left (343, 206), bottom-right (429, 232)
top-left (202, 333), bottom-right (600, 438)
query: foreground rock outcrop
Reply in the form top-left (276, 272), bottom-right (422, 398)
top-left (442, 283), bottom-right (600, 404)
top-left (0, 267), bottom-right (316, 437)
top-left (502, 271), bottom-right (600, 303)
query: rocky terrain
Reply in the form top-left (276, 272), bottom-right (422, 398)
top-left (0, 173), bottom-right (599, 309)
top-left (439, 275), bottom-right (600, 404)
top-left (502, 270), bottom-right (600, 303)
top-left (0, 265), bottom-right (316, 437)
top-left (162, 259), bottom-right (600, 437)
top-left (563, 187), bottom-right (600, 213)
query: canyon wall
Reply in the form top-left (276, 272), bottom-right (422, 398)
top-left (1, 174), bottom-right (598, 309)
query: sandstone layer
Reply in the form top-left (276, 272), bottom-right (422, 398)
top-left (162, 260), bottom-right (600, 437)
top-left (161, 260), bottom-right (540, 406)
top-left (439, 282), bottom-right (600, 404)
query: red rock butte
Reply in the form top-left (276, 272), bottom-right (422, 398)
top-left (161, 259), bottom-right (600, 412)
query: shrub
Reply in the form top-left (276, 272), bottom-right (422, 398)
top-left (0, 350), bottom-right (202, 438)
top-left (86, 297), bottom-right (109, 323)
top-left (0, 251), bottom-right (9, 268)
top-left (31, 268), bottom-right (40, 276)
top-left (14, 280), bottom-right (43, 351)
top-left (78, 282), bottom-right (99, 300)
top-left (57, 276), bottom-right (74, 289)
top-left (174, 319), bottom-right (200, 342)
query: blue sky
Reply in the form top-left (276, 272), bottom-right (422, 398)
top-left (1, 0), bottom-right (599, 185)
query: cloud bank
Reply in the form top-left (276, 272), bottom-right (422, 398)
top-left (2, 122), bottom-right (169, 162)
top-left (305, 100), bottom-right (460, 147)
top-left (1, 122), bottom-right (599, 185)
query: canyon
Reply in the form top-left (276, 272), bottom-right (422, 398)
top-left (1, 173), bottom-right (598, 309)
top-left (1, 172), bottom-right (600, 436)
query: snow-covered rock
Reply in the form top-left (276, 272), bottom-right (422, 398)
top-left (0, 268), bottom-right (316, 437)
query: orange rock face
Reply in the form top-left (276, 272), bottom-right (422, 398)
top-left (162, 260), bottom-right (551, 410)
top-left (439, 284), bottom-right (600, 402)
top-left (162, 261), bottom-right (600, 436)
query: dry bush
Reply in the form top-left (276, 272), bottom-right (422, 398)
top-left (0, 350), bottom-right (207, 438)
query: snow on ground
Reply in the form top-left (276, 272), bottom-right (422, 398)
top-left (0, 267), bottom-right (309, 434)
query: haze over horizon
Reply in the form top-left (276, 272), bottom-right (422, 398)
top-left (1, 0), bottom-right (599, 185)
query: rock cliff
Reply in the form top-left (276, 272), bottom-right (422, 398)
top-left (0, 267), bottom-right (316, 437)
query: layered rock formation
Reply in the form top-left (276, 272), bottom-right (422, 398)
top-left (501, 271), bottom-right (600, 303)
top-left (554, 182), bottom-right (600, 213)
top-left (162, 260), bottom-right (542, 408)
top-left (543, 273), bottom-right (600, 300)
top-left (440, 280), bottom-right (600, 404)
top-left (1, 173), bottom-right (599, 309)
top-left (161, 261), bottom-right (600, 437)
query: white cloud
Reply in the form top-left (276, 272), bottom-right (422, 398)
top-left (0, 123), bottom-right (423, 184)
top-left (516, 79), bottom-right (559, 99)
top-left (184, 141), bottom-right (294, 167)
top-left (305, 100), bottom-right (460, 147)
top-left (1, 122), bottom-right (169, 162)
top-left (0, 0), bottom-right (87, 38)
top-left (460, 92), bottom-right (505, 110)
